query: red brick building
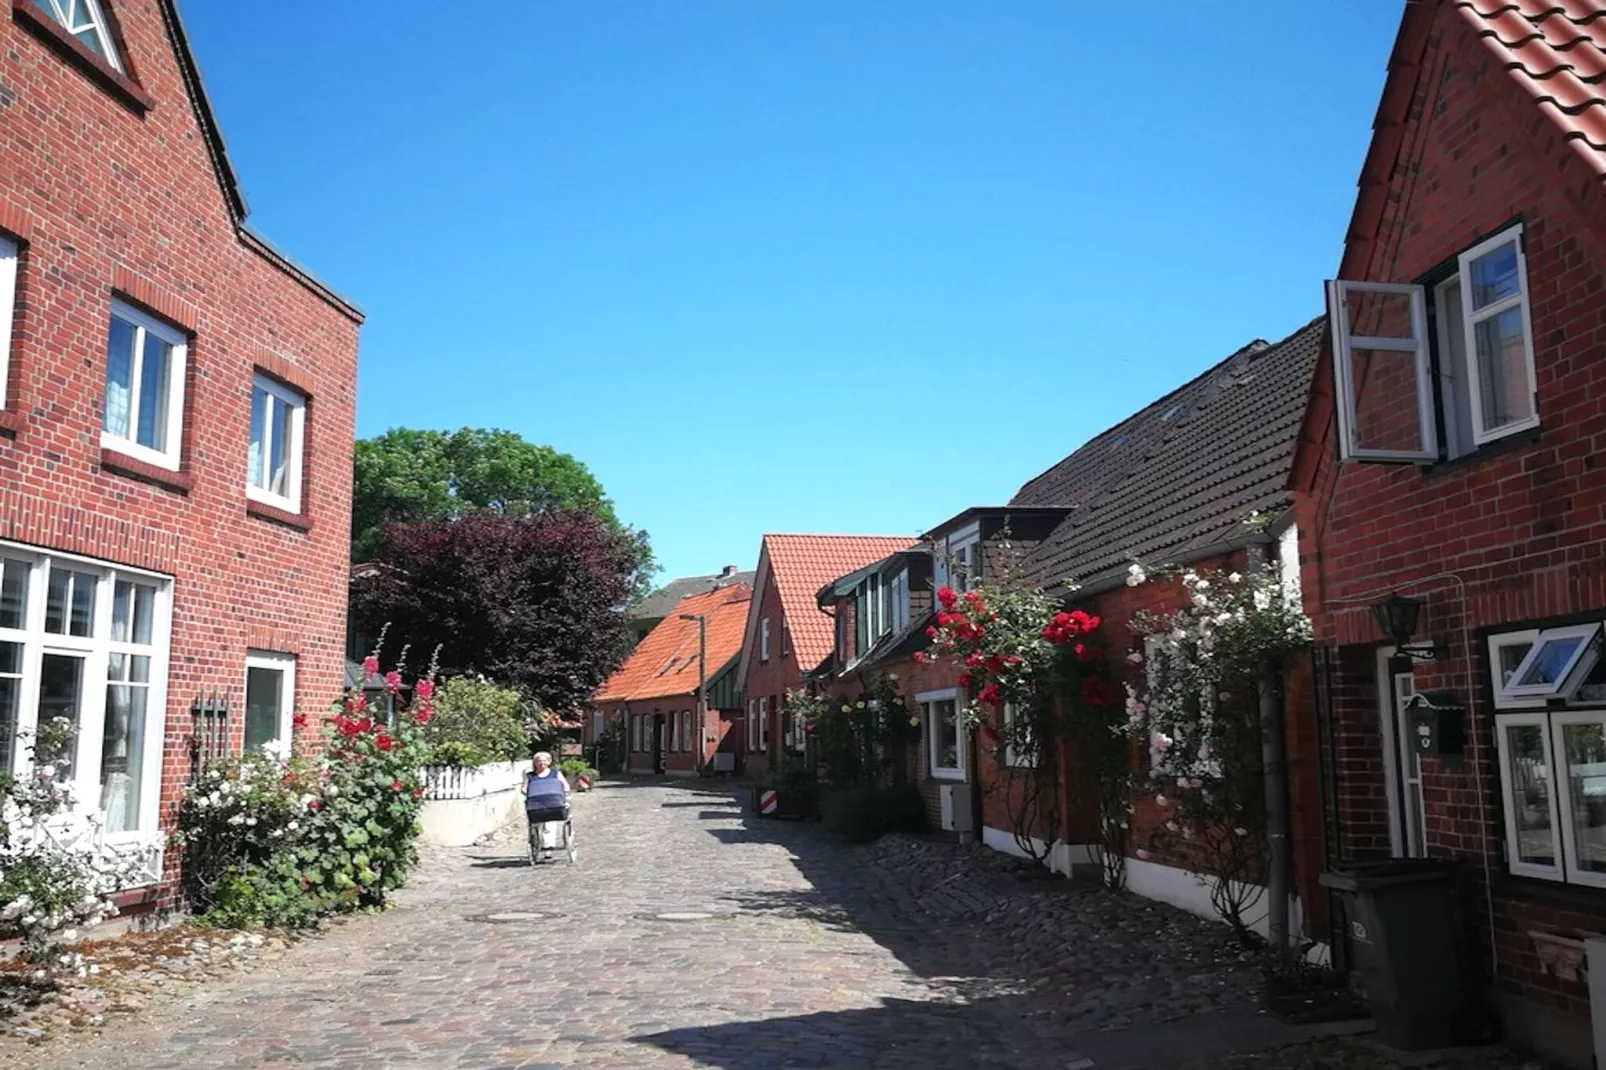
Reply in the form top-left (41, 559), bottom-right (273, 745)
top-left (593, 583), bottom-right (751, 777)
top-left (735, 534), bottom-right (914, 780)
top-left (0, 0), bottom-right (361, 909)
top-left (1291, 1), bottom-right (1606, 1062)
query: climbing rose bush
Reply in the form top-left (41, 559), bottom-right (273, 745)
top-left (173, 656), bottom-right (430, 929)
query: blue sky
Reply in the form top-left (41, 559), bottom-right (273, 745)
top-left (184, 2), bottom-right (1401, 583)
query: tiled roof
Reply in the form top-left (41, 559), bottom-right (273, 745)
top-left (629, 569), bottom-right (755, 624)
top-left (1011, 318), bottom-right (1323, 592)
top-left (595, 584), bottom-right (753, 703)
top-left (764, 535), bottom-right (918, 670)
top-left (1457, 0), bottom-right (1606, 183)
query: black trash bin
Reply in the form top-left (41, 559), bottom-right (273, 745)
top-left (1319, 858), bottom-right (1463, 1049)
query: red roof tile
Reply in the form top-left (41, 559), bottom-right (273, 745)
top-left (762, 534), bottom-right (917, 670)
top-left (1457, 0), bottom-right (1606, 181)
top-left (594, 584), bottom-right (752, 703)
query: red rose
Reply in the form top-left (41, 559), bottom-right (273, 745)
top-left (983, 655), bottom-right (1004, 673)
top-left (957, 671), bottom-right (973, 689)
top-left (925, 626), bottom-right (938, 639)
top-left (376, 734), bottom-right (394, 752)
top-left (292, 713), bottom-right (308, 729)
top-left (937, 586), bottom-right (958, 610)
top-left (964, 652), bottom-right (983, 668)
top-left (912, 651), bottom-right (927, 665)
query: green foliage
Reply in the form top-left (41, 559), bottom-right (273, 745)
top-left (796, 675), bottom-right (916, 788)
top-left (173, 663), bottom-right (430, 930)
top-left (420, 675), bottom-right (534, 763)
top-left (820, 784), bottom-right (927, 843)
top-left (558, 759), bottom-right (597, 781)
top-left (352, 427), bottom-right (655, 591)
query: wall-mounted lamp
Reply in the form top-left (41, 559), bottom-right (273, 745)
top-left (1371, 592), bottom-right (1447, 674)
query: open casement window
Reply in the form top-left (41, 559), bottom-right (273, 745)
top-left (1327, 279), bottom-right (1437, 462)
top-left (0, 236), bottom-right (16, 410)
top-left (1458, 226), bottom-right (1538, 445)
top-left (102, 300), bottom-right (187, 471)
top-left (1495, 708), bottom-right (1606, 888)
top-left (1496, 712), bottom-right (1565, 881)
top-left (28, 0), bottom-right (122, 70)
top-left (1488, 630), bottom-right (1544, 710)
top-left (1499, 623), bottom-right (1600, 703)
top-left (920, 690), bottom-right (964, 780)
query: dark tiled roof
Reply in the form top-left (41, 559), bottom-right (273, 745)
top-left (629, 570), bottom-right (755, 624)
top-left (1011, 318), bottom-right (1323, 592)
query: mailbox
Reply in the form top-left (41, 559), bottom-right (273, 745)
top-left (1404, 692), bottom-right (1466, 767)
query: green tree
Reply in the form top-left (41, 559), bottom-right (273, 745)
top-left (352, 428), bottom-right (654, 585)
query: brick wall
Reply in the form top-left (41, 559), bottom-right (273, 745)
top-left (740, 567), bottom-right (807, 780)
top-left (0, 2), bottom-right (360, 906)
top-left (1295, 1), bottom-right (1606, 1035)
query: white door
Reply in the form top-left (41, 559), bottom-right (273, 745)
top-left (1377, 648), bottom-right (1427, 857)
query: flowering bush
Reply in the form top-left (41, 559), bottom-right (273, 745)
top-left (1125, 560), bottom-right (1311, 944)
top-left (795, 674), bottom-right (915, 787)
top-left (920, 574), bottom-right (1126, 878)
top-left (0, 721), bottom-right (146, 971)
top-left (419, 674), bottom-right (536, 764)
top-left (172, 655), bottom-right (429, 929)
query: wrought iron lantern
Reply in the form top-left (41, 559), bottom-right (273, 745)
top-left (1371, 592), bottom-right (1444, 673)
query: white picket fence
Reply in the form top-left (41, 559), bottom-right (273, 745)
top-left (420, 760), bottom-right (525, 801)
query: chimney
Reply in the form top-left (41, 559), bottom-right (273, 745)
top-left (722, 565), bottom-right (738, 577)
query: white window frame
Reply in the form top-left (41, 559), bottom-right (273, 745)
top-left (1495, 710), bottom-right (1565, 882)
top-left (1326, 279), bottom-right (1437, 462)
top-left (746, 699), bottom-right (757, 752)
top-left (592, 709), bottom-right (603, 741)
top-left (0, 235), bottom-right (17, 410)
top-left (1002, 702), bottom-right (1035, 768)
top-left (102, 300), bottom-right (188, 472)
top-left (1376, 648), bottom-right (1426, 858)
top-left (888, 568), bottom-right (909, 634)
top-left (1552, 709), bottom-right (1606, 890)
top-left (1277, 524), bottom-right (1302, 609)
top-left (758, 696), bottom-right (769, 750)
top-left (33, 0), bottom-right (123, 70)
top-left (0, 539), bottom-right (172, 852)
top-left (1458, 225), bottom-right (1539, 446)
top-left (1500, 623), bottom-right (1600, 701)
top-left (780, 623), bottom-right (790, 658)
top-left (247, 374), bottom-right (307, 514)
top-left (920, 688), bottom-right (964, 781)
top-left (682, 710), bottom-right (693, 753)
top-left (946, 525), bottom-right (982, 594)
top-left (243, 650), bottom-right (296, 758)
top-left (1488, 630), bottom-right (1544, 710)
top-left (760, 618), bottom-right (771, 661)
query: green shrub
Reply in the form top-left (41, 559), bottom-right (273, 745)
top-left (821, 783), bottom-right (927, 843)
top-left (559, 759), bottom-right (597, 780)
top-left (429, 740), bottom-right (492, 768)
top-left (420, 675), bottom-right (534, 763)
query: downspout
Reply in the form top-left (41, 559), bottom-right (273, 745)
top-left (1249, 542), bottom-right (1291, 953)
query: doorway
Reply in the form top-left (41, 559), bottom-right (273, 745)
top-left (1376, 647), bottom-right (1427, 857)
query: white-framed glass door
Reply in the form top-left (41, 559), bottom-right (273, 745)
top-left (1377, 648), bottom-right (1427, 857)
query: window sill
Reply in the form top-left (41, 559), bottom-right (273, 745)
top-left (107, 883), bottom-right (161, 912)
top-left (929, 769), bottom-right (965, 782)
top-left (246, 499), bottom-right (312, 532)
top-left (1422, 426), bottom-right (1541, 477)
top-left (99, 448), bottom-right (193, 494)
top-left (11, 0), bottom-right (152, 114)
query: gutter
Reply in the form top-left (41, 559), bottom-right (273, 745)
top-left (239, 226), bottom-right (366, 324)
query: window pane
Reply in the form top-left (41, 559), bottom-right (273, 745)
top-left (0, 641), bottom-right (20, 777)
top-left (39, 653), bottom-right (85, 782)
top-left (248, 387), bottom-right (267, 490)
top-left (1497, 640), bottom-right (1532, 693)
top-left (1347, 347), bottom-right (1431, 454)
top-left (0, 558), bottom-right (28, 630)
top-left (100, 681), bottom-right (148, 833)
top-left (936, 700), bottom-right (959, 769)
top-left (46, 567), bottom-right (95, 637)
top-left (244, 665), bottom-right (285, 752)
top-left (1469, 241), bottom-right (1520, 310)
top-left (1565, 722), bottom-right (1606, 875)
top-left (1505, 723), bottom-right (1556, 867)
top-left (103, 315), bottom-right (136, 439)
top-left (135, 329), bottom-right (171, 451)
top-left (1517, 637), bottom-right (1586, 689)
top-left (111, 580), bottom-right (156, 645)
top-left (1473, 305), bottom-right (1533, 431)
top-left (269, 394), bottom-right (292, 496)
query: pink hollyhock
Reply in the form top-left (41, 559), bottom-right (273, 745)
top-left (376, 734), bottom-right (394, 752)
top-left (412, 787), bottom-right (424, 799)
top-left (414, 677), bottom-right (435, 700)
top-left (415, 707), bottom-right (433, 725)
top-left (384, 670), bottom-right (402, 695)
top-left (363, 655), bottom-right (379, 676)
top-left (390, 779), bottom-right (403, 793)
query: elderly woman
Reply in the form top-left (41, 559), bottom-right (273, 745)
top-left (524, 751), bottom-right (571, 862)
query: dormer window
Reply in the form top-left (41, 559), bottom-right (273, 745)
top-left (29, 0), bottom-right (122, 70)
top-left (935, 524), bottom-right (982, 594)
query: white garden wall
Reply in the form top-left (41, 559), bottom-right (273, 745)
top-left (418, 761), bottom-right (525, 848)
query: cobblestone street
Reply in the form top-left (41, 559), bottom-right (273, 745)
top-left (5, 782), bottom-right (1541, 1070)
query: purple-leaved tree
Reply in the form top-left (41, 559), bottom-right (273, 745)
top-left (352, 511), bottom-right (646, 714)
